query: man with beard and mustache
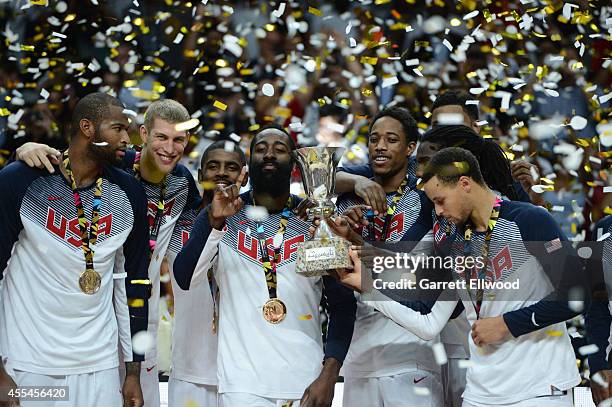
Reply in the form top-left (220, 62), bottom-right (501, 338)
top-left (0, 92), bottom-right (151, 407)
top-left (15, 98), bottom-right (202, 407)
top-left (173, 125), bottom-right (357, 407)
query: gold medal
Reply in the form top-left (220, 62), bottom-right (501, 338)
top-left (79, 269), bottom-right (101, 295)
top-left (262, 298), bottom-right (287, 324)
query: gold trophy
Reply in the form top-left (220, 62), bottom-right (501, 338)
top-left (292, 147), bottom-right (352, 277)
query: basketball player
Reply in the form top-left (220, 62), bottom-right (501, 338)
top-left (165, 141), bottom-right (247, 406)
top-left (0, 93), bottom-right (151, 406)
top-left (173, 125), bottom-right (357, 407)
top-left (337, 147), bottom-right (589, 406)
top-left (335, 107), bottom-right (444, 406)
top-left (15, 99), bottom-right (202, 407)
top-left (585, 214), bottom-right (612, 405)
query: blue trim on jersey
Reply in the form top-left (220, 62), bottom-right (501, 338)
top-left (500, 201), bottom-right (590, 337)
top-left (585, 216), bottom-right (612, 374)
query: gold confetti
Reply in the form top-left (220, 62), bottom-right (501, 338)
top-left (0, 108), bottom-right (10, 117)
top-left (213, 100), bottom-right (227, 111)
top-left (360, 56), bottom-right (378, 65)
top-left (546, 330), bottom-right (563, 337)
top-left (308, 6), bottom-right (322, 17)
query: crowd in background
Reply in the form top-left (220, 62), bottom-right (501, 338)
top-left (0, 0), bottom-right (610, 385)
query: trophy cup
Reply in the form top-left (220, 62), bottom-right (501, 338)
top-left (292, 147), bottom-right (352, 277)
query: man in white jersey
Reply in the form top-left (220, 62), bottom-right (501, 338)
top-left (15, 99), bottom-right (201, 407)
top-left (165, 140), bottom-right (247, 406)
top-left (336, 147), bottom-right (589, 406)
top-left (173, 125), bottom-right (357, 407)
top-left (335, 106), bottom-right (444, 407)
top-left (0, 92), bottom-right (151, 406)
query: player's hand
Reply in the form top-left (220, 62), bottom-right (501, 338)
top-left (354, 178), bottom-right (387, 214)
top-left (122, 374), bottom-right (143, 407)
top-left (341, 204), bottom-right (372, 229)
top-left (293, 197), bottom-right (316, 220)
top-left (309, 216), bottom-right (364, 245)
top-left (300, 358), bottom-right (339, 407)
top-left (16, 142), bottom-right (61, 173)
top-left (510, 160), bottom-right (545, 205)
top-left (335, 247), bottom-right (363, 293)
top-left (471, 316), bottom-right (511, 346)
top-left (0, 367), bottom-right (19, 407)
top-left (208, 167), bottom-right (247, 229)
top-left (590, 370), bottom-right (612, 405)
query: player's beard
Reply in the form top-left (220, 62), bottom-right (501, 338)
top-left (249, 159), bottom-right (292, 197)
top-left (87, 129), bottom-right (121, 166)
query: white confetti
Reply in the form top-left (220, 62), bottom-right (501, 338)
top-left (551, 205), bottom-right (565, 212)
top-left (463, 10), bottom-right (479, 20)
top-left (246, 205), bottom-right (269, 222)
top-left (405, 58), bottom-right (419, 66)
top-left (273, 233), bottom-right (283, 248)
top-left (173, 32), bottom-right (184, 44)
top-left (530, 185), bottom-right (547, 194)
top-left (562, 3), bottom-right (578, 21)
top-left (272, 2), bottom-right (286, 18)
top-left (175, 118), bottom-right (200, 132)
top-left (599, 92), bottom-right (612, 104)
top-left (578, 344), bottom-right (599, 356)
top-left (92, 141), bottom-right (109, 146)
top-left (437, 113), bottom-right (464, 125)
top-left (598, 232), bottom-right (611, 242)
top-left (432, 343), bottom-right (447, 365)
top-left (132, 331), bottom-right (154, 355)
top-left (544, 89), bottom-right (559, 97)
top-left (224, 141), bottom-right (236, 152)
top-left (382, 76), bottom-right (399, 88)
top-left (229, 133), bottom-right (241, 143)
top-left (442, 38), bottom-right (453, 52)
top-left (569, 115), bottom-right (588, 130)
top-left (592, 371), bottom-right (609, 388)
top-left (603, 186), bottom-right (612, 193)
top-left (122, 109), bottom-right (137, 118)
top-left (469, 87), bottom-right (486, 95)
top-left (262, 83), bottom-right (275, 97)
top-left (414, 387), bottom-right (431, 396)
top-left (40, 88), bottom-right (49, 100)
top-left (413, 68), bottom-right (423, 77)
top-left (345, 22), bottom-right (352, 35)
top-left (465, 100), bottom-right (479, 105)
top-left (349, 37), bottom-right (356, 47)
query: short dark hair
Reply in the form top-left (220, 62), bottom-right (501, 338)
top-left (422, 147), bottom-right (486, 186)
top-left (71, 92), bottom-right (124, 136)
top-left (249, 123), bottom-right (296, 157)
top-left (201, 140), bottom-right (247, 168)
top-left (369, 106), bottom-right (419, 144)
top-left (432, 90), bottom-right (479, 122)
top-left (319, 104), bottom-right (348, 123)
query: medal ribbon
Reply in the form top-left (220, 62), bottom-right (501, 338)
top-left (367, 177), bottom-right (409, 242)
top-left (62, 151), bottom-right (103, 275)
top-left (463, 196), bottom-right (502, 319)
top-left (253, 195), bottom-right (293, 300)
top-left (133, 153), bottom-right (167, 254)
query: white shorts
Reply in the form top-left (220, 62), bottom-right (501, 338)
top-left (168, 377), bottom-right (218, 407)
top-left (441, 358), bottom-right (468, 407)
top-left (462, 393), bottom-right (573, 407)
top-left (12, 367), bottom-right (122, 407)
top-left (342, 370), bottom-right (444, 407)
top-left (119, 360), bottom-right (160, 407)
top-left (219, 392), bottom-right (299, 407)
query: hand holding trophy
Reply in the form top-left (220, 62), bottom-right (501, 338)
top-left (291, 147), bottom-right (352, 277)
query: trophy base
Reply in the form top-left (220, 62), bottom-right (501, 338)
top-left (295, 237), bottom-right (352, 277)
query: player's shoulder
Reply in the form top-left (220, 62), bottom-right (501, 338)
top-left (500, 199), bottom-right (563, 239)
top-left (103, 165), bottom-right (146, 200)
top-left (0, 160), bottom-right (51, 190)
top-left (171, 162), bottom-right (196, 180)
top-left (594, 215), bottom-right (612, 237)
